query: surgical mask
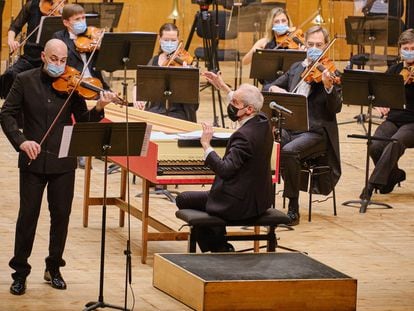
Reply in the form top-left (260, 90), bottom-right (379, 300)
top-left (400, 49), bottom-right (414, 62)
top-left (160, 40), bottom-right (178, 54)
top-left (72, 20), bottom-right (87, 35)
top-left (272, 24), bottom-right (289, 35)
top-left (307, 47), bottom-right (323, 62)
top-left (44, 62), bottom-right (65, 78)
top-left (227, 104), bottom-right (242, 122)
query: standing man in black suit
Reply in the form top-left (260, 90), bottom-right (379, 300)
top-left (264, 26), bottom-right (342, 226)
top-left (0, 38), bottom-right (115, 295)
top-left (176, 74), bottom-right (274, 252)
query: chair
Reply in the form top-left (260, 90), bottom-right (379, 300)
top-left (175, 208), bottom-right (290, 253)
top-left (282, 151), bottom-right (337, 222)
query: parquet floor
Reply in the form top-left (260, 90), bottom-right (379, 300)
top-left (0, 63), bottom-right (413, 310)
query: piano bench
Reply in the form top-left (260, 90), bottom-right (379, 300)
top-left (175, 208), bottom-right (291, 253)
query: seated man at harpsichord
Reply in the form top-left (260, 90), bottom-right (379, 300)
top-left (175, 72), bottom-right (274, 252)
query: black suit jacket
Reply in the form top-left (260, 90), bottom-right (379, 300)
top-left (205, 113), bottom-right (273, 220)
top-left (52, 29), bottom-right (109, 89)
top-left (0, 67), bottom-right (104, 174)
top-left (264, 61), bottom-right (342, 194)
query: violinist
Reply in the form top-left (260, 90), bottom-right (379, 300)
top-left (264, 26), bottom-right (342, 226)
top-left (0, 0), bottom-right (61, 99)
top-left (52, 4), bottom-right (109, 91)
top-left (242, 8), bottom-right (304, 66)
top-left (0, 39), bottom-right (114, 296)
top-left (133, 23), bottom-right (198, 122)
top-left (362, 28), bottom-right (414, 201)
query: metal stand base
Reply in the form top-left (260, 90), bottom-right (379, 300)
top-left (342, 199), bottom-right (393, 214)
top-left (84, 300), bottom-right (128, 311)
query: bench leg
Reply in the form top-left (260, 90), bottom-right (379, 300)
top-left (188, 226), bottom-right (197, 253)
top-left (267, 226), bottom-right (276, 252)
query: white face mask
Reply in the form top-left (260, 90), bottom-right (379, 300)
top-left (160, 40), bottom-right (178, 54)
top-left (44, 61), bottom-right (65, 77)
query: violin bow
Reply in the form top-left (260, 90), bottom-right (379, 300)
top-left (291, 36), bottom-right (337, 94)
top-left (9, 0), bottom-right (66, 56)
top-left (275, 10), bottom-right (319, 50)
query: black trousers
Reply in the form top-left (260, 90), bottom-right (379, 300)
top-left (175, 191), bottom-right (226, 252)
top-left (0, 56), bottom-right (42, 99)
top-left (369, 120), bottom-right (414, 185)
top-left (9, 170), bottom-right (75, 280)
top-left (281, 130), bottom-right (327, 199)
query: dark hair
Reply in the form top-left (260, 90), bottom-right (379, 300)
top-left (62, 4), bottom-right (85, 20)
top-left (159, 23), bottom-right (179, 37)
top-left (398, 28), bottom-right (414, 47)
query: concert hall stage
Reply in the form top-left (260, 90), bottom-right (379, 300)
top-left (154, 252), bottom-right (357, 310)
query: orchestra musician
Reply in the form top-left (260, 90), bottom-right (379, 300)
top-left (361, 28), bottom-right (414, 201)
top-left (133, 23), bottom-right (198, 122)
top-left (264, 26), bottom-right (342, 226)
top-left (0, 0), bottom-right (57, 99)
top-left (176, 73), bottom-right (273, 252)
top-left (242, 7), bottom-right (304, 66)
top-left (53, 3), bottom-right (113, 168)
top-left (0, 39), bottom-right (115, 296)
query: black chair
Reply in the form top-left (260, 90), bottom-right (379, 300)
top-left (175, 208), bottom-right (290, 253)
top-left (282, 151), bottom-right (337, 222)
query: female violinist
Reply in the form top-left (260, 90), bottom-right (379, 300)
top-left (242, 8), bottom-right (304, 66)
top-left (264, 26), bottom-right (342, 226)
top-left (133, 23), bottom-right (198, 122)
top-left (362, 28), bottom-right (414, 200)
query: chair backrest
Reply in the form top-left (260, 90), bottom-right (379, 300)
top-left (195, 10), bottom-right (238, 40)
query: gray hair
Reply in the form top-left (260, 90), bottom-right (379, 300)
top-left (236, 83), bottom-right (263, 112)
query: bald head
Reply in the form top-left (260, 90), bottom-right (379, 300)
top-left (44, 38), bottom-right (68, 57)
top-left (41, 39), bottom-right (68, 77)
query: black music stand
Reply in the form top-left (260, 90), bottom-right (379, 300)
top-left (250, 49), bottom-right (306, 86)
top-left (341, 69), bottom-right (405, 213)
top-left (59, 122), bottom-right (150, 311)
top-left (136, 65), bottom-right (200, 105)
top-left (80, 2), bottom-right (124, 29)
top-left (36, 14), bottom-right (99, 46)
top-left (0, 0), bottom-right (5, 60)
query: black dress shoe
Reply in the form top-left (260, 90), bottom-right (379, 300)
top-left (379, 169), bottom-right (406, 194)
top-left (287, 211), bottom-right (300, 226)
top-left (44, 269), bottom-right (67, 290)
top-left (211, 242), bottom-right (235, 253)
top-left (10, 278), bottom-right (26, 295)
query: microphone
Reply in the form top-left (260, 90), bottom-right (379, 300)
top-left (269, 101), bottom-right (293, 115)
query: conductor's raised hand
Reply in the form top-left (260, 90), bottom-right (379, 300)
top-left (200, 122), bottom-right (214, 150)
top-left (202, 71), bottom-right (232, 93)
top-left (20, 140), bottom-right (41, 160)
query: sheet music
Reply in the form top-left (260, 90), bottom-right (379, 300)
top-left (140, 124), bottom-right (152, 157)
top-left (35, 16), bottom-right (48, 44)
top-left (58, 125), bottom-right (74, 158)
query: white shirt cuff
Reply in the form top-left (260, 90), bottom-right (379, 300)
top-left (204, 147), bottom-right (214, 160)
top-left (325, 85), bottom-right (334, 94)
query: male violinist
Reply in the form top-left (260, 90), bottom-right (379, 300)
top-left (0, 0), bottom-right (64, 99)
top-left (53, 3), bottom-right (111, 168)
top-left (264, 26), bottom-right (342, 226)
top-left (0, 38), bottom-right (115, 295)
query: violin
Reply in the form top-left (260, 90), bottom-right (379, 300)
top-left (302, 56), bottom-right (341, 84)
top-left (162, 42), bottom-right (194, 67)
top-left (74, 27), bottom-right (104, 53)
top-left (52, 66), bottom-right (126, 104)
top-left (401, 66), bottom-right (414, 85)
top-left (39, 0), bottom-right (64, 16)
top-left (276, 29), bottom-right (305, 50)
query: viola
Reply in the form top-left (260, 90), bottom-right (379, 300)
top-left (302, 56), bottom-right (341, 84)
top-left (276, 29), bottom-right (305, 50)
top-left (162, 43), bottom-right (194, 67)
top-left (401, 66), bottom-right (414, 85)
top-left (74, 26), bottom-right (104, 53)
top-left (52, 66), bottom-right (126, 104)
top-left (39, 0), bottom-right (64, 16)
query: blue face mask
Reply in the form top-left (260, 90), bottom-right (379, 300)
top-left (160, 40), bottom-right (178, 54)
top-left (307, 47), bottom-right (323, 62)
top-left (72, 20), bottom-right (87, 35)
top-left (44, 62), bottom-right (65, 78)
top-left (272, 24), bottom-right (289, 35)
top-left (401, 49), bottom-right (414, 62)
